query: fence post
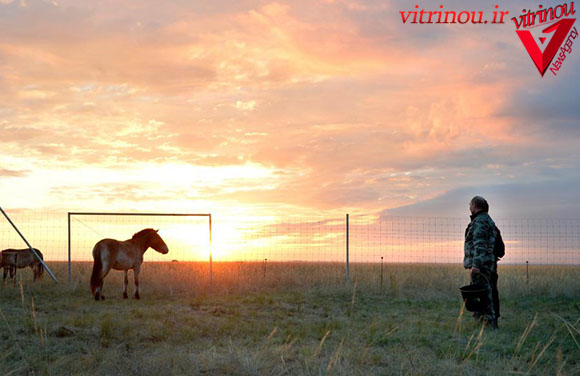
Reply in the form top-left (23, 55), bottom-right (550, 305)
top-left (263, 258), bottom-right (267, 278)
top-left (209, 214), bottom-right (213, 286)
top-left (526, 260), bottom-right (529, 284)
top-left (346, 213), bottom-right (350, 281)
top-left (380, 256), bottom-right (384, 289)
top-left (67, 212), bottom-right (71, 282)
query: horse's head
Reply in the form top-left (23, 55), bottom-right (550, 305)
top-left (133, 228), bottom-right (169, 254)
top-left (150, 229), bottom-right (169, 254)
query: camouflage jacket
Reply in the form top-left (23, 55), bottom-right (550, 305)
top-left (464, 211), bottom-right (496, 272)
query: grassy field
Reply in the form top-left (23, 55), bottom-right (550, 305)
top-left (1, 262), bottom-right (579, 375)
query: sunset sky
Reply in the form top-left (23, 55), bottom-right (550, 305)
top-left (1, 0), bottom-right (579, 223)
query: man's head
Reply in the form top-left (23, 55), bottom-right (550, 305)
top-left (469, 196), bottom-right (489, 215)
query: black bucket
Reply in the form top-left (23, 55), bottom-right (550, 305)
top-left (459, 284), bottom-right (488, 312)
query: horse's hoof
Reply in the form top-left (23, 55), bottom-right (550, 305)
top-left (123, 293), bottom-right (128, 299)
top-left (134, 293), bottom-right (140, 300)
top-left (94, 293), bottom-right (100, 301)
top-left (101, 295), bottom-right (106, 300)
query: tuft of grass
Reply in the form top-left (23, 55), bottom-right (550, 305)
top-left (528, 332), bottom-right (556, 372)
top-left (553, 313), bottom-right (580, 350)
top-left (313, 330), bottom-right (331, 358)
top-left (99, 314), bottom-right (114, 347)
top-left (460, 323), bottom-right (485, 361)
top-left (513, 313), bottom-right (537, 359)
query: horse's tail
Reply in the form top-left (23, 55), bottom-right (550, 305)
top-left (34, 249), bottom-right (44, 280)
top-left (90, 246), bottom-right (102, 297)
top-left (36, 261), bottom-right (44, 280)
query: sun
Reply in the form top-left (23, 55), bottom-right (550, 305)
top-left (160, 219), bottom-right (250, 262)
top-left (211, 220), bottom-right (250, 261)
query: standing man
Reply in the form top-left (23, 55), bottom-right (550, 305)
top-left (464, 196), bottom-right (498, 329)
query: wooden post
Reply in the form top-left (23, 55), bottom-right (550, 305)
top-left (526, 260), bottom-right (529, 284)
top-left (263, 258), bottom-right (267, 278)
top-left (380, 256), bottom-right (384, 289)
top-left (209, 214), bottom-right (213, 286)
top-left (67, 212), bottom-right (71, 282)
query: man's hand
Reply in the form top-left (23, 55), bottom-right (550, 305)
top-left (470, 267), bottom-right (480, 277)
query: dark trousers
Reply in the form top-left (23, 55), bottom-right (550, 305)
top-left (471, 268), bottom-right (496, 321)
top-left (491, 271), bottom-right (500, 319)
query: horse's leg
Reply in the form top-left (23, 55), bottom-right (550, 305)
top-left (97, 262), bottom-right (112, 301)
top-left (13, 254), bottom-right (17, 286)
top-left (134, 264), bottom-right (141, 299)
top-left (97, 274), bottom-right (106, 300)
top-left (33, 264), bottom-right (39, 281)
top-left (2, 267), bottom-right (7, 285)
top-left (123, 270), bottom-right (129, 299)
top-left (99, 269), bottom-right (108, 300)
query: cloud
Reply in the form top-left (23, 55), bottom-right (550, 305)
top-left (0, 0), bottom-right (579, 219)
top-left (382, 174), bottom-right (580, 219)
top-left (496, 74), bottom-right (580, 140)
top-left (235, 100), bottom-right (256, 111)
top-left (0, 168), bottom-right (30, 177)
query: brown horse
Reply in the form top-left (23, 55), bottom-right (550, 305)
top-left (1, 248), bottom-right (45, 285)
top-left (90, 228), bottom-right (169, 301)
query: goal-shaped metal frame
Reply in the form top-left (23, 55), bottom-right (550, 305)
top-left (67, 212), bottom-right (212, 283)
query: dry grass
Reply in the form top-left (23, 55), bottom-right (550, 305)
top-left (1, 262), bottom-right (579, 375)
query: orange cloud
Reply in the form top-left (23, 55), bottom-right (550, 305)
top-left (1, 0), bottom-right (578, 218)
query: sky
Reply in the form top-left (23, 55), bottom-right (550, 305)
top-left (1, 0), bottom-right (579, 223)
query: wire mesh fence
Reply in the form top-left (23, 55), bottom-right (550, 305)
top-left (0, 211), bottom-right (65, 259)
top-left (348, 216), bottom-right (580, 265)
top-left (213, 215), bottom-right (580, 266)
top-left (215, 217), bottom-right (346, 263)
top-left (2, 211), bottom-right (580, 274)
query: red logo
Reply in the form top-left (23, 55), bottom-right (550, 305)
top-left (512, 2), bottom-right (577, 76)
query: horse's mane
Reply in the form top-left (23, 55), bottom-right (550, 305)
top-left (132, 228), bottom-right (157, 239)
